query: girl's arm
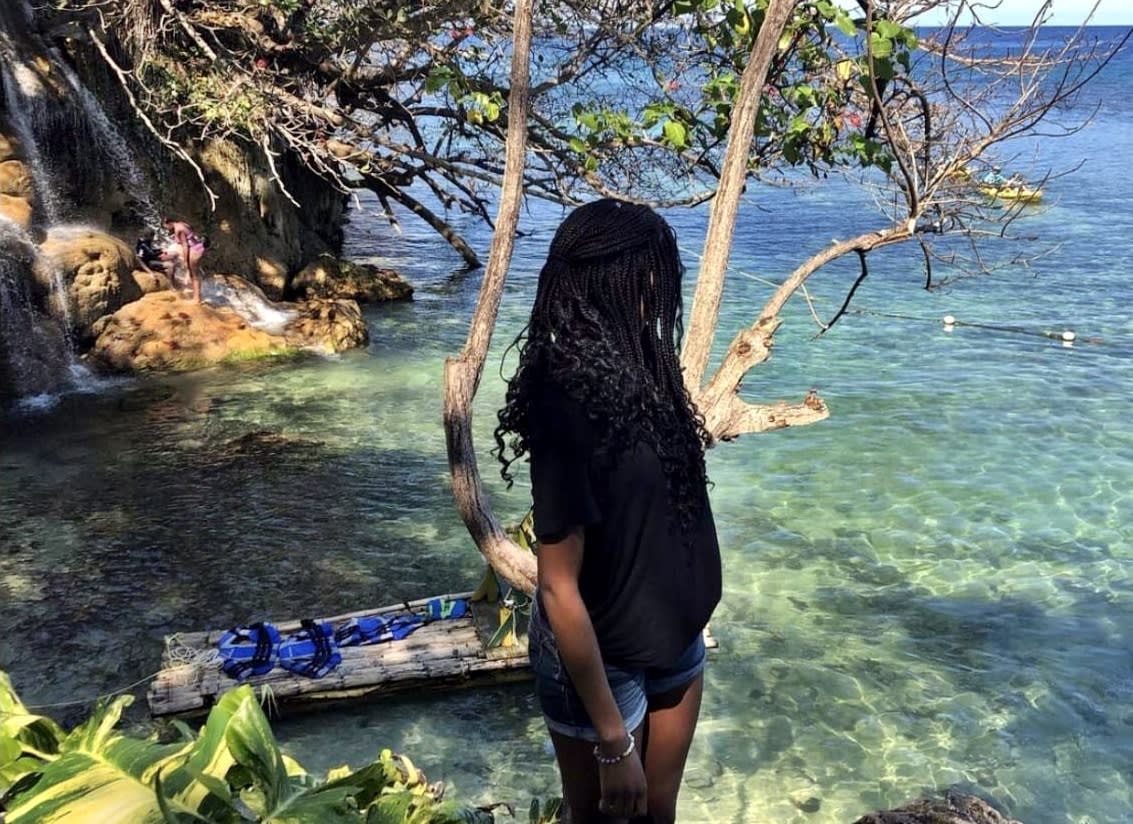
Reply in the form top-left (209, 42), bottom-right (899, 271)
top-left (539, 530), bottom-right (624, 745)
top-left (538, 528), bottom-right (647, 818)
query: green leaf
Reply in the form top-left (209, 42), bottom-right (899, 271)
top-left (486, 606), bottom-right (517, 649)
top-left (158, 688), bottom-right (247, 818)
top-left (834, 12), bottom-right (856, 37)
top-left (575, 111), bottom-right (599, 131)
top-left (868, 32), bottom-right (893, 59)
top-left (367, 791), bottom-right (414, 824)
top-left (428, 799), bottom-right (495, 823)
top-left (1, 672), bottom-right (65, 761)
top-left (224, 690), bottom-right (290, 813)
top-left (662, 119), bottom-right (688, 149)
top-left (875, 19), bottom-right (903, 40)
top-left (6, 697), bottom-right (193, 824)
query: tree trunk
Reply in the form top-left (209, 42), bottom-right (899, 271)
top-left (442, 0), bottom-right (537, 594)
top-left (681, 0), bottom-right (802, 391)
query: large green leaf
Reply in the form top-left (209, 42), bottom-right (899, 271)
top-left (224, 688), bottom-right (291, 814)
top-left (158, 687), bottom-right (251, 819)
top-left (223, 689), bottom-right (362, 822)
top-left (5, 696), bottom-right (193, 824)
top-left (428, 799), bottom-right (496, 823)
top-left (0, 672), bottom-right (65, 764)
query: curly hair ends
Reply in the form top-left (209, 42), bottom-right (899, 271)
top-left (494, 198), bottom-right (711, 535)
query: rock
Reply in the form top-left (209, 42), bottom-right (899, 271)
top-left (0, 160), bottom-right (34, 199)
top-left (0, 230), bottom-right (72, 402)
top-left (88, 291), bottom-right (293, 373)
top-left (0, 193), bottom-right (32, 229)
top-left (0, 132), bottom-right (17, 162)
top-left (162, 137), bottom-right (347, 300)
top-left (35, 227), bottom-right (143, 340)
top-left (852, 792), bottom-right (1022, 824)
top-left (129, 268), bottom-right (172, 295)
top-left (283, 297), bottom-right (369, 353)
top-left (291, 253), bottom-right (413, 303)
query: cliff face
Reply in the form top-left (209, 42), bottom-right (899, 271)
top-left (159, 136), bottom-right (346, 300)
top-left (0, 1), bottom-right (345, 294)
top-left (0, 2), bottom-right (351, 401)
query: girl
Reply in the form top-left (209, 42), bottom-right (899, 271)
top-left (496, 199), bottom-right (721, 823)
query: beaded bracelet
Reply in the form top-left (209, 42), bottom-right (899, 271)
top-left (593, 735), bottom-right (636, 765)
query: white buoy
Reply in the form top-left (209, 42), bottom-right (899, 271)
top-left (943, 314), bottom-right (956, 329)
top-left (1061, 330), bottom-right (1076, 342)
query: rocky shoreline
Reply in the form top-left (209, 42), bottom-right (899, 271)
top-left (59, 228), bottom-right (412, 374)
top-left (1, 220), bottom-right (413, 396)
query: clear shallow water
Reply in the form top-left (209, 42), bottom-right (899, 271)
top-left (3, 27), bottom-right (1133, 824)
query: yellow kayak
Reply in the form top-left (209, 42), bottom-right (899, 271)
top-left (978, 184), bottom-right (1043, 204)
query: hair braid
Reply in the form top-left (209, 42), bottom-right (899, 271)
top-left (494, 199), bottom-right (712, 537)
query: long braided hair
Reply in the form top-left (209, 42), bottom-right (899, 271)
top-left (494, 199), bottom-right (711, 535)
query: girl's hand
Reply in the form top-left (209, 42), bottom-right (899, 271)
top-left (597, 748), bottom-right (647, 819)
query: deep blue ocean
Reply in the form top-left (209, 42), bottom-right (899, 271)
top-left (1, 26), bottom-right (1131, 823)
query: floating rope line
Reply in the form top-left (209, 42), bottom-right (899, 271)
top-left (849, 308), bottom-right (1104, 345)
top-left (672, 245), bottom-right (1105, 347)
top-left (24, 672), bottom-right (165, 710)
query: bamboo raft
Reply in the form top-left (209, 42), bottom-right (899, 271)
top-left (147, 592), bottom-right (720, 718)
top-left (147, 592), bottom-right (531, 717)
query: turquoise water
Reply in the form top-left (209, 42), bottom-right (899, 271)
top-left (3, 27), bottom-right (1133, 823)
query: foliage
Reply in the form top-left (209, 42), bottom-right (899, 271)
top-left (0, 671), bottom-right (502, 823)
top-left (470, 510), bottom-right (537, 649)
top-left (42, 0), bottom-right (1126, 274)
top-left (47, 0), bottom-right (925, 254)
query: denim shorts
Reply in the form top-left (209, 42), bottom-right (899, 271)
top-left (528, 599), bottom-right (707, 742)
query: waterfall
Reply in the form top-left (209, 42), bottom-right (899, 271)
top-left (0, 219), bottom-right (75, 404)
top-left (0, 0), bottom-right (159, 232)
top-left (0, 1), bottom-right (160, 406)
top-left (0, 64), bottom-right (66, 224)
top-left (55, 55), bottom-right (160, 229)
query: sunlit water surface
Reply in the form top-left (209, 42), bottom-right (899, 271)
top-left (2, 27), bottom-right (1133, 824)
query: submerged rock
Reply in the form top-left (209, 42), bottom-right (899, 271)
top-left (853, 792), bottom-right (1022, 824)
top-left (291, 253), bottom-right (413, 303)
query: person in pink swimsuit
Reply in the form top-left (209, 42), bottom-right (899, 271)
top-left (163, 217), bottom-right (207, 304)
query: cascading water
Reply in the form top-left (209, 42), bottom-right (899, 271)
top-left (54, 52), bottom-right (159, 229)
top-left (0, 0), bottom-right (163, 405)
top-left (0, 64), bottom-right (66, 224)
top-left (0, 219), bottom-right (74, 405)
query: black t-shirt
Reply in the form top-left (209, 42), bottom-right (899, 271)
top-left (529, 389), bottom-right (722, 669)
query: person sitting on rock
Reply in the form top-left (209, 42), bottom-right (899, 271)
top-left (163, 217), bottom-right (207, 304)
top-left (135, 230), bottom-right (170, 275)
